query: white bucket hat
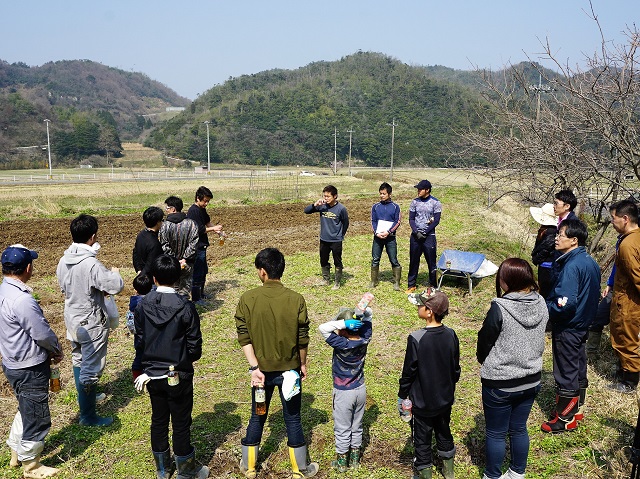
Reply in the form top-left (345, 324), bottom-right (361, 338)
top-left (529, 203), bottom-right (557, 226)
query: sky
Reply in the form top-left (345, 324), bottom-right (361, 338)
top-left (2, 1), bottom-right (638, 100)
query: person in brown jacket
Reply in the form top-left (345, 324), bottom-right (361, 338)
top-left (608, 199), bottom-right (640, 393)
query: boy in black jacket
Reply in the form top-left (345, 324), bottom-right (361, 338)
top-left (134, 255), bottom-right (208, 479)
top-left (398, 288), bottom-right (460, 479)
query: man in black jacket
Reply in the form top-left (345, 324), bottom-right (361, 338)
top-left (132, 206), bottom-right (164, 276)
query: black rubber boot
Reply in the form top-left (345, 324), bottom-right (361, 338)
top-left (541, 390), bottom-right (579, 433)
top-left (153, 448), bottom-right (175, 479)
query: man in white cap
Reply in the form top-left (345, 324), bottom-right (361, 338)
top-left (0, 244), bottom-right (62, 478)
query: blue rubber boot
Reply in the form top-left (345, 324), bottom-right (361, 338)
top-left (74, 366), bottom-right (113, 427)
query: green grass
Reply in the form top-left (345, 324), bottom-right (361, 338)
top-left (0, 175), bottom-right (635, 478)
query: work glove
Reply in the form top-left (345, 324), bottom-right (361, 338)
top-left (134, 373), bottom-right (150, 393)
top-left (345, 318), bottom-right (363, 331)
top-left (415, 231), bottom-right (427, 241)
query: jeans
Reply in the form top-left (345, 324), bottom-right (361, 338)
top-left (482, 384), bottom-right (541, 478)
top-left (192, 248), bottom-right (208, 289)
top-left (371, 235), bottom-right (400, 268)
top-left (408, 233), bottom-right (437, 287)
top-left (412, 407), bottom-right (455, 470)
top-left (3, 362), bottom-right (51, 445)
top-left (319, 240), bottom-right (343, 269)
top-left (242, 371), bottom-right (305, 447)
top-left (147, 376), bottom-right (194, 456)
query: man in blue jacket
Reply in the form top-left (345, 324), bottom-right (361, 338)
top-left (541, 219), bottom-right (600, 433)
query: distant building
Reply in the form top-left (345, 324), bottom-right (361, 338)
top-left (194, 166), bottom-right (208, 174)
top-left (166, 107), bottom-right (186, 112)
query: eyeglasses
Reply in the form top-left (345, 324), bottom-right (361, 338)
top-left (555, 233), bottom-right (572, 239)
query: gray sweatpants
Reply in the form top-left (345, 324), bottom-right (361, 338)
top-left (332, 385), bottom-right (366, 453)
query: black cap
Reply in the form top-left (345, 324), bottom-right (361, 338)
top-left (414, 179), bottom-right (432, 190)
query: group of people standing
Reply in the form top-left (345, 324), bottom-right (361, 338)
top-left (2, 180), bottom-right (636, 479)
top-left (304, 180), bottom-right (442, 293)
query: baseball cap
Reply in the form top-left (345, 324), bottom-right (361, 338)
top-left (1, 244), bottom-right (38, 269)
top-left (414, 179), bottom-right (432, 190)
top-left (408, 287), bottom-right (449, 317)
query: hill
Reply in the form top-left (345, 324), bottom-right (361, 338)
top-left (0, 59), bottom-right (188, 168)
top-left (146, 52), bottom-right (496, 168)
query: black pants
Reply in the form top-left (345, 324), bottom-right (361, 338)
top-left (408, 234), bottom-right (437, 287)
top-left (319, 240), bottom-right (343, 269)
top-left (552, 328), bottom-right (588, 392)
top-left (412, 407), bottom-right (455, 470)
top-left (147, 376), bottom-right (194, 456)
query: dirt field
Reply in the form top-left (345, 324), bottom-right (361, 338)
top-left (0, 199), bottom-right (373, 395)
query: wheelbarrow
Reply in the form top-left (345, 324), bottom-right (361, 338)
top-left (436, 249), bottom-right (486, 294)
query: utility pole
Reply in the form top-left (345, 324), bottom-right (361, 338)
top-left (204, 121), bottom-right (211, 175)
top-left (388, 119), bottom-right (397, 181)
top-left (44, 119), bottom-right (52, 179)
top-left (347, 127), bottom-right (354, 177)
top-left (530, 73), bottom-right (552, 123)
top-left (333, 127), bottom-right (338, 175)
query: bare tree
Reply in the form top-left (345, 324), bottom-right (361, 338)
top-left (458, 3), bottom-right (640, 254)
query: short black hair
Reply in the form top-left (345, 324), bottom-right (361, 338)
top-left (151, 254), bottom-right (181, 287)
top-left (323, 185), bottom-right (338, 197)
top-left (555, 189), bottom-right (577, 211)
top-left (379, 182), bottom-right (392, 194)
top-left (255, 247), bottom-right (285, 280)
top-left (143, 206), bottom-right (164, 228)
top-left (611, 199), bottom-right (639, 225)
top-left (2, 263), bottom-right (29, 276)
top-left (195, 186), bottom-right (213, 201)
top-left (560, 219), bottom-right (588, 246)
top-left (133, 273), bottom-right (153, 295)
top-left (70, 214), bottom-right (98, 243)
top-left (165, 196), bottom-right (184, 212)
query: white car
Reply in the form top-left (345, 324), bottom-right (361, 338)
top-left (299, 170), bottom-right (316, 176)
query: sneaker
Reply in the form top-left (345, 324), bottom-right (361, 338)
top-left (194, 299), bottom-right (208, 307)
top-left (406, 286), bottom-right (416, 293)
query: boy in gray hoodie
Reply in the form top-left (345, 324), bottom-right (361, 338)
top-left (56, 214), bottom-right (124, 427)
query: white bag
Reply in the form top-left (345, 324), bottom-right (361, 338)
top-left (104, 294), bottom-right (120, 329)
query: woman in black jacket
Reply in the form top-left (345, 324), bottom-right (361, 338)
top-left (529, 203), bottom-right (557, 298)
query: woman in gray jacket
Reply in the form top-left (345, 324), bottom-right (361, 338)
top-left (477, 258), bottom-right (549, 479)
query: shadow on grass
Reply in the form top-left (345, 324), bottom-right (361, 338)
top-left (259, 391), bottom-right (328, 461)
top-left (198, 279), bottom-right (240, 312)
top-left (45, 366), bottom-right (136, 466)
top-left (192, 401), bottom-right (243, 466)
top-left (362, 403), bottom-right (380, 451)
top-left (463, 411), bottom-right (487, 478)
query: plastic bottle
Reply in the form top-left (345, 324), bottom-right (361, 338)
top-left (219, 232), bottom-right (226, 246)
top-left (167, 365), bottom-right (180, 386)
top-left (50, 367), bottom-right (61, 393)
top-left (401, 398), bottom-right (412, 422)
top-left (255, 385), bottom-right (266, 416)
top-left (354, 292), bottom-right (374, 317)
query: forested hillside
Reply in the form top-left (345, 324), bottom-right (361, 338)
top-left (146, 52), bottom-right (494, 167)
top-left (0, 59), bottom-right (188, 168)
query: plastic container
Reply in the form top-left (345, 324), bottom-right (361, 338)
top-left (255, 385), bottom-right (266, 415)
top-left (167, 365), bottom-right (180, 386)
top-left (354, 292), bottom-right (374, 317)
top-left (401, 398), bottom-right (412, 422)
top-left (219, 232), bottom-right (226, 246)
top-left (50, 367), bottom-right (61, 393)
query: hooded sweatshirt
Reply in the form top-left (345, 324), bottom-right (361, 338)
top-left (134, 288), bottom-right (202, 378)
top-left (477, 291), bottom-right (549, 389)
top-left (56, 243), bottom-right (124, 338)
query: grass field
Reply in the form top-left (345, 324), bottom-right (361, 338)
top-left (0, 169), bottom-right (634, 479)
